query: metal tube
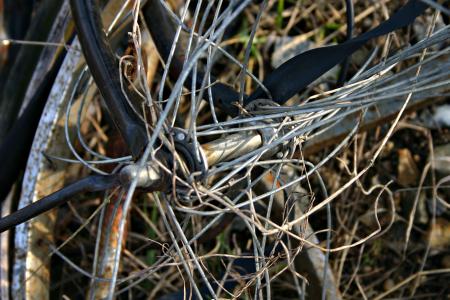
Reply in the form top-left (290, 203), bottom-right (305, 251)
top-left (201, 131), bottom-right (263, 166)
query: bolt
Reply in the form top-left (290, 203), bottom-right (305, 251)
top-left (176, 132), bottom-right (185, 141)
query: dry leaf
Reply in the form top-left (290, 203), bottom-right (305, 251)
top-left (428, 218), bottom-right (450, 251)
top-left (397, 148), bottom-right (420, 186)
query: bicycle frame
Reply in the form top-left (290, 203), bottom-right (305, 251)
top-left (0, 0), bottom-right (436, 234)
top-left (0, 1), bottom-right (445, 298)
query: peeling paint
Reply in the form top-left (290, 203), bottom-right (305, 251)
top-left (12, 39), bottom-right (81, 300)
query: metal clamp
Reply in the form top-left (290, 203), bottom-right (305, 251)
top-left (172, 128), bottom-right (208, 177)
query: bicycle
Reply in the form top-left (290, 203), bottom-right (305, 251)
top-left (0, 0), bottom-right (448, 299)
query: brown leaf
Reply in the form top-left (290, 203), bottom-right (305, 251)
top-left (397, 148), bottom-right (420, 187)
top-left (428, 218), bottom-right (450, 251)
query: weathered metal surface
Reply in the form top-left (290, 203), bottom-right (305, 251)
top-left (12, 39), bottom-right (82, 300)
top-left (11, 2), bottom-right (137, 297)
top-left (89, 193), bottom-right (125, 299)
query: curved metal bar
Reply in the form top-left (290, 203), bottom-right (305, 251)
top-left (69, 0), bottom-right (148, 158)
top-left (0, 49), bottom-right (67, 203)
top-left (0, 175), bottom-right (119, 233)
top-left (142, 0), bottom-right (242, 116)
